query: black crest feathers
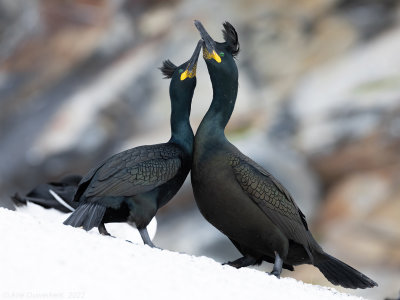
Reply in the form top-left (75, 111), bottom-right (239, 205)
top-left (160, 60), bottom-right (177, 79)
top-left (222, 22), bottom-right (239, 57)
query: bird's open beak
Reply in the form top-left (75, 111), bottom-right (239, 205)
top-left (181, 39), bottom-right (203, 81)
top-left (194, 20), bottom-right (221, 63)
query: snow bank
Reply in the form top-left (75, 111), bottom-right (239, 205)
top-left (0, 208), bottom-right (365, 300)
top-left (13, 202), bottom-right (157, 243)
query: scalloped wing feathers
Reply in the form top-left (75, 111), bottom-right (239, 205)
top-left (76, 144), bottom-right (183, 200)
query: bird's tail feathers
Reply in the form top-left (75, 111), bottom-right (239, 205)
top-left (314, 251), bottom-right (378, 289)
top-left (63, 202), bottom-right (106, 231)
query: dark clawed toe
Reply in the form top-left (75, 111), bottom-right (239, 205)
top-left (125, 239), bottom-right (133, 243)
top-left (222, 255), bottom-right (258, 269)
top-left (100, 231), bottom-right (115, 238)
top-left (269, 270), bottom-right (281, 278)
top-left (222, 261), bottom-right (241, 268)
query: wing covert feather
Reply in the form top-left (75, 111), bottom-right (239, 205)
top-left (229, 153), bottom-right (310, 244)
top-left (83, 144), bottom-right (182, 198)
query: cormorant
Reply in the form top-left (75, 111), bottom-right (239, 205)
top-left (191, 20), bottom-right (377, 289)
top-left (11, 175), bottom-right (82, 213)
top-left (63, 41), bottom-right (202, 247)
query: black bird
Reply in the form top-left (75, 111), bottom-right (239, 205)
top-left (191, 20), bottom-right (377, 289)
top-left (11, 175), bottom-right (82, 213)
top-left (63, 41), bottom-right (202, 247)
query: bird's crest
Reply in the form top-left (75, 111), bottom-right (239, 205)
top-left (222, 22), bottom-right (239, 57)
top-left (160, 60), bottom-right (177, 79)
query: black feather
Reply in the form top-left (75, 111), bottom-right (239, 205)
top-left (222, 22), bottom-right (239, 57)
top-left (315, 252), bottom-right (378, 289)
top-left (64, 202), bottom-right (106, 230)
top-left (160, 60), bottom-right (177, 79)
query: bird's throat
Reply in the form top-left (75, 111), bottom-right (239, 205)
top-left (196, 77), bottom-right (237, 140)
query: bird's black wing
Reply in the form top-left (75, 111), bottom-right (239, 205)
top-left (229, 153), bottom-right (311, 247)
top-left (81, 143), bottom-right (182, 199)
top-left (73, 156), bottom-right (110, 201)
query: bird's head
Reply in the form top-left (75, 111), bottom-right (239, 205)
top-left (194, 20), bottom-right (239, 81)
top-left (160, 40), bottom-right (202, 116)
top-left (160, 39), bottom-right (202, 91)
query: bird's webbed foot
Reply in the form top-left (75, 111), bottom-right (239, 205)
top-left (268, 251), bottom-right (283, 278)
top-left (223, 255), bottom-right (258, 269)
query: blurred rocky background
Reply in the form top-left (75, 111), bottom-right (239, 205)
top-left (1, 0), bottom-right (399, 299)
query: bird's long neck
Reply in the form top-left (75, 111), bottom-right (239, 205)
top-left (196, 70), bottom-right (238, 141)
top-left (169, 92), bottom-right (194, 155)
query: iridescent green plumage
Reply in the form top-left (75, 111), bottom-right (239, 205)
top-left (64, 42), bottom-right (202, 247)
top-left (191, 20), bottom-right (377, 289)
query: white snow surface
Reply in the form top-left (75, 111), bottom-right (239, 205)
top-left (0, 208), bottom-right (366, 300)
top-left (13, 202), bottom-right (157, 243)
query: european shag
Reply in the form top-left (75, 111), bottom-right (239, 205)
top-left (63, 41), bottom-right (202, 247)
top-left (191, 20), bottom-right (377, 289)
top-left (11, 175), bottom-right (82, 213)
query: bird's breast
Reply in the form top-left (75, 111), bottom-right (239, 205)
top-left (191, 151), bottom-right (283, 251)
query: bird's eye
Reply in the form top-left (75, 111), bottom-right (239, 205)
top-left (219, 52), bottom-right (225, 57)
top-left (178, 69), bottom-right (184, 73)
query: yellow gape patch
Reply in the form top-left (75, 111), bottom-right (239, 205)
top-left (203, 48), bottom-right (221, 63)
top-left (180, 64), bottom-right (197, 81)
